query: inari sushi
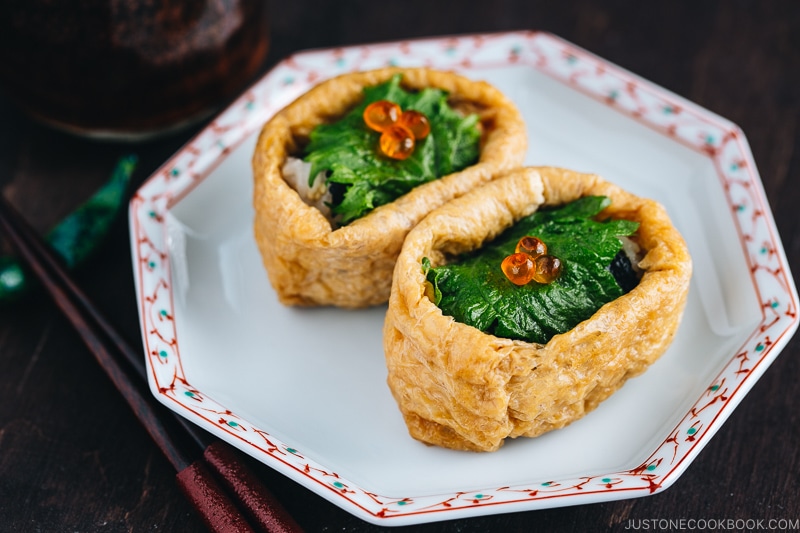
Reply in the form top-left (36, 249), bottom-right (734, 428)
top-left (384, 167), bottom-right (692, 451)
top-left (252, 67), bottom-right (527, 308)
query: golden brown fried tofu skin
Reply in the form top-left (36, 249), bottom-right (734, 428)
top-left (384, 167), bottom-right (692, 451)
top-left (252, 67), bottom-right (527, 308)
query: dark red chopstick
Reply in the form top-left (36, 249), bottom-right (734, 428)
top-left (0, 194), bottom-right (303, 533)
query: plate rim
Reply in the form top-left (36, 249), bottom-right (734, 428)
top-left (128, 30), bottom-right (798, 526)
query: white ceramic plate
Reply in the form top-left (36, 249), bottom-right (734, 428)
top-left (129, 32), bottom-right (798, 526)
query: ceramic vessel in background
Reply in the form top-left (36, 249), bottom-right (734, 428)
top-left (0, 0), bottom-right (270, 141)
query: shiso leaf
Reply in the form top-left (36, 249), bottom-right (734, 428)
top-left (303, 75), bottom-right (481, 224)
top-left (425, 196), bottom-right (640, 344)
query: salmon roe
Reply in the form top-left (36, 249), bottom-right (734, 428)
top-left (363, 100), bottom-right (401, 132)
top-left (501, 253), bottom-right (535, 286)
top-left (363, 100), bottom-right (430, 159)
top-left (532, 255), bottom-right (562, 284)
top-left (397, 110), bottom-right (430, 139)
top-left (379, 125), bottom-right (415, 160)
top-left (502, 236), bottom-right (561, 286)
top-left (515, 236), bottom-right (547, 258)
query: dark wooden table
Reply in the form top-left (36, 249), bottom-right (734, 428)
top-left (1, 1), bottom-right (798, 531)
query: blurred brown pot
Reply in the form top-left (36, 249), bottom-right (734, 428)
top-left (0, 0), bottom-right (270, 141)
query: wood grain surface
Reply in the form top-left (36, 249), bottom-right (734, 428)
top-left (1, 1), bottom-right (798, 531)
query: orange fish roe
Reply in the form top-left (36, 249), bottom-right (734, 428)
top-left (397, 110), bottom-right (430, 139)
top-left (363, 100), bottom-right (431, 159)
top-left (363, 100), bottom-right (401, 132)
top-left (503, 236), bottom-right (561, 286)
top-left (532, 254), bottom-right (562, 284)
top-left (501, 252), bottom-right (535, 286)
top-left (379, 125), bottom-right (416, 160)
top-left (515, 236), bottom-right (547, 258)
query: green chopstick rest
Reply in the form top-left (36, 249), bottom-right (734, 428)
top-left (0, 154), bottom-right (137, 302)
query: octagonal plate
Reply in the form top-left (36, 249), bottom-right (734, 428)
top-left (129, 31), bottom-right (798, 526)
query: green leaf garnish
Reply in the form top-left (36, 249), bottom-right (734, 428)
top-left (425, 196), bottom-right (640, 344)
top-left (303, 74), bottom-right (481, 224)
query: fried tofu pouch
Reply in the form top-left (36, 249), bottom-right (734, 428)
top-left (384, 167), bottom-right (692, 452)
top-left (252, 67), bottom-right (526, 308)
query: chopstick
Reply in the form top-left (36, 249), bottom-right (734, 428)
top-left (0, 194), bottom-right (303, 533)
